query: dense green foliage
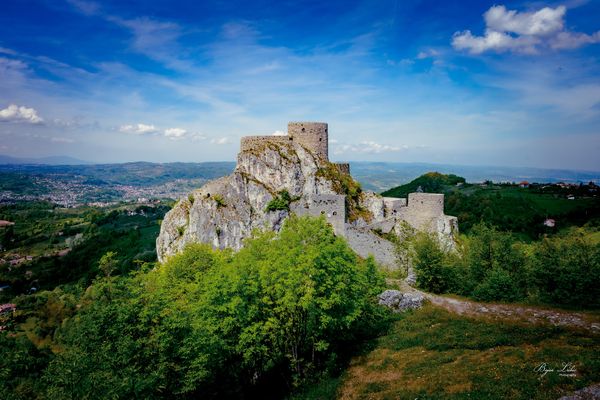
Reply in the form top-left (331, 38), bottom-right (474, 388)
top-left (411, 224), bottom-right (600, 306)
top-left (412, 232), bottom-right (456, 294)
top-left (445, 187), bottom-right (600, 239)
top-left (0, 216), bottom-right (388, 399)
top-left (0, 202), bottom-right (168, 301)
top-left (381, 172), bottom-right (465, 198)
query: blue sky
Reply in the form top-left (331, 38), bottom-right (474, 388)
top-left (0, 0), bottom-right (599, 170)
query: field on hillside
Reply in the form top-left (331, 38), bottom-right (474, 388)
top-left (382, 173), bottom-right (600, 239)
top-left (0, 201), bottom-right (170, 301)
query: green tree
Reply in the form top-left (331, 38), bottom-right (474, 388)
top-left (531, 231), bottom-right (600, 306)
top-left (0, 333), bottom-right (51, 399)
top-left (98, 251), bottom-right (118, 278)
top-left (42, 215), bottom-right (387, 398)
top-left (200, 215), bottom-right (387, 387)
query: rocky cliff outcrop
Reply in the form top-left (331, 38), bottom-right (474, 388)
top-left (157, 124), bottom-right (458, 268)
top-left (157, 141), bottom-right (341, 261)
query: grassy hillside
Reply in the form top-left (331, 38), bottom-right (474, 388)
top-left (294, 305), bottom-right (600, 400)
top-left (380, 172), bottom-right (465, 198)
top-left (381, 172), bottom-right (600, 238)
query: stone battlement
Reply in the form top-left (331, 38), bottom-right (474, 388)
top-left (407, 193), bottom-right (444, 217)
top-left (333, 163), bottom-right (350, 175)
top-left (240, 135), bottom-right (291, 154)
top-left (240, 121), bottom-right (329, 160)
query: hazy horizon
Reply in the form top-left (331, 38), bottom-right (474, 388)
top-left (1, 0), bottom-right (599, 170)
top-left (3, 153), bottom-right (600, 176)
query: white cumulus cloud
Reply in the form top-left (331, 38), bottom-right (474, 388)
top-left (164, 127), bottom-right (187, 139)
top-left (119, 123), bottom-right (159, 135)
top-left (0, 104), bottom-right (43, 124)
top-left (452, 5), bottom-right (600, 54)
top-left (271, 130), bottom-right (286, 136)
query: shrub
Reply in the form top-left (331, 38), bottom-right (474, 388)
top-left (472, 267), bottom-right (523, 302)
top-left (265, 190), bottom-right (293, 212)
top-left (463, 223), bottom-right (528, 301)
top-left (413, 232), bottom-right (455, 294)
top-left (213, 194), bottom-right (226, 208)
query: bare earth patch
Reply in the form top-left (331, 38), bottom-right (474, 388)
top-left (394, 280), bottom-right (600, 334)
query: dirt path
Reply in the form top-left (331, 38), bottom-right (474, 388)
top-left (392, 280), bottom-right (600, 334)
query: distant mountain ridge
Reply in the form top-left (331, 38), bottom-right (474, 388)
top-left (0, 154), bottom-right (91, 165)
top-left (0, 156), bottom-right (598, 191)
top-left (347, 162), bottom-right (600, 191)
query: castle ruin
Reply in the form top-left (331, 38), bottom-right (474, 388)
top-left (239, 122), bottom-right (457, 258)
top-left (241, 122), bottom-right (350, 174)
top-left (157, 121), bottom-right (457, 270)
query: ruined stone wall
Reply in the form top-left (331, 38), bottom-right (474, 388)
top-left (240, 136), bottom-right (291, 154)
top-left (345, 227), bottom-right (397, 269)
top-left (407, 193), bottom-right (444, 216)
top-left (397, 193), bottom-right (445, 231)
top-left (291, 194), bottom-right (346, 236)
top-left (288, 122), bottom-right (328, 160)
top-left (383, 197), bottom-right (406, 217)
top-left (333, 162), bottom-right (350, 175)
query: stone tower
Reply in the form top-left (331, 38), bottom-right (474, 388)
top-left (288, 122), bottom-right (328, 160)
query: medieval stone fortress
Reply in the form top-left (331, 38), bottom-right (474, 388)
top-left (157, 122), bottom-right (457, 269)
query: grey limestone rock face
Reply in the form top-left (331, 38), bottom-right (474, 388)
top-left (157, 142), bottom-right (338, 262)
top-left (378, 290), bottom-right (425, 312)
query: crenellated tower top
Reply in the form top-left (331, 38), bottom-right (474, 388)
top-left (240, 121), bottom-right (329, 161)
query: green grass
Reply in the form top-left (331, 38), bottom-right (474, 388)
top-left (295, 305), bottom-right (600, 399)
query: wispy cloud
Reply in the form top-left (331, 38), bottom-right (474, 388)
top-left (210, 137), bottom-right (232, 145)
top-left (452, 5), bottom-right (600, 54)
top-left (333, 141), bottom-right (408, 155)
top-left (65, 0), bottom-right (99, 16)
top-left (51, 137), bottom-right (75, 143)
top-left (163, 127), bottom-right (206, 141)
top-left (66, 0), bottom-right (190, 70)
top-left (119, 123), bottom-right (158, 135)
top-left (416, 49), bottom-right (440, 59)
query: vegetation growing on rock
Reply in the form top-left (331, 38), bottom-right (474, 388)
top-left (265, 190), bottom-right (295, 212)
top-left (212, 194), bottom-right (226, 208)
top-left (316, 162), bottom-right (372, 223)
